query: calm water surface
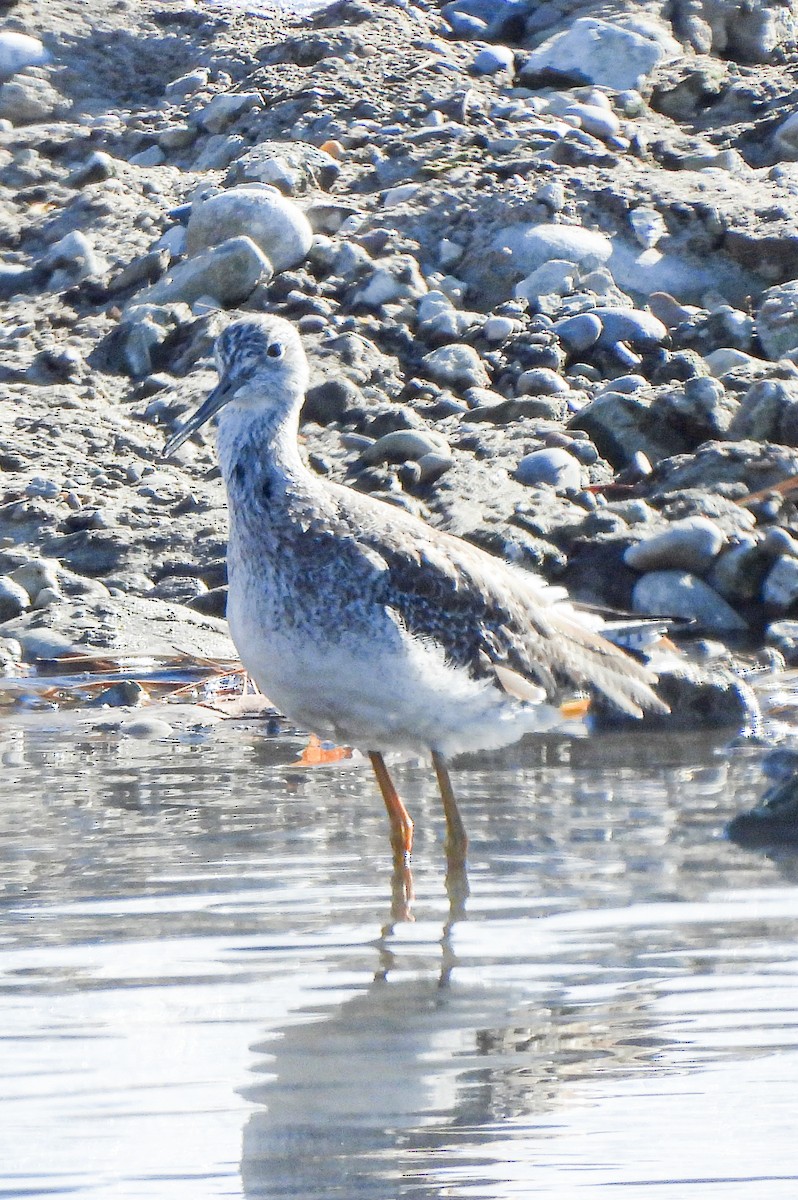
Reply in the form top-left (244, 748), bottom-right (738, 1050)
top-left (1, 714), bottom-right (797, 1199)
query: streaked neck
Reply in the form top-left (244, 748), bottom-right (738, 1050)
top-left (216, 400), bottom-right (306, 483)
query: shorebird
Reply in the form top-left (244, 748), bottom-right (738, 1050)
top-left (164, 315), bottom-right (666, 900)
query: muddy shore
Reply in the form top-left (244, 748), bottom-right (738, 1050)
top-left (1, 0), bottom-right (798, 728)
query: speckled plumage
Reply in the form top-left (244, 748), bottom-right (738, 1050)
top-left (164, 315), bottom-right (666, 866)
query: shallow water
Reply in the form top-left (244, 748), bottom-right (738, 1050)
top-left (2, 713), bottom-right (797, 1198)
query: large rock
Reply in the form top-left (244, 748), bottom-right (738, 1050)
top-left (632, 569), bottom-right (748, 632)
top-left (186, 185), bottom-right (312, 273)
top-left (493, 223), bottom-right (612, 278)
top-left (593, 660), bottom-right (761, 734)
top-left (671, 0), bottom-right (798, 62)
top-left (647, 440), bottom-right (798, 497)
top-left (756, 281), bottom-right (798, 360)
top-left (196, 91), bottom-right (261, 134)
top-left (518, 17), bottom-right (679, 91)
top-left (132, 236), bottom-right (272, 309)
top-left (729, 378), bottom-right (798, 445)
top-left (624, 517), bottom-right (726, 573)
top-left (0, 71), bottom-right (61, 122)
top-left (421, 344), bottom-right (490, 390)
top-left (228, 141), bottom-right (340, 194)
top-left (569, 390), bottom-right (691, 470)
top-left (0, 33), bottom-right (49, 80)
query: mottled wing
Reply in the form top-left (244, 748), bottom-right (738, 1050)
top-left (333, 486), bottom-right (666, 718)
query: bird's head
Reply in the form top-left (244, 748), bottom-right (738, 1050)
top-left (163, 315), bottom-right (309, 456)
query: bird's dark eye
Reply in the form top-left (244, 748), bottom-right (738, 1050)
top-left (266, 342), bottom-right (284, 359)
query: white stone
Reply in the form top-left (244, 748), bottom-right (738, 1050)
top-left (421, 343), bottom-right (490, 390)
top-left (0, 32), bottom-right (49, 80)
top-left (629, 206), bottom-right (667, 249)
top-left (165, 68), bottom-right (209, 99)
top-left (521, 17), bottom-right (679, 91)
top-left (197, 91), bottom-right (261, 134)
top-left (515, 259), bottom-right (576, 303)
top-left (482, 315), bottom-right (520, 342)
top-left (133, 236), bottom-right (272, 308)
top-left (44, 230), bottom-right (102, 282)
top-left (472, 45), bottom-right (515, 74)
top-left (186, 184), bottom-right (312, 273)
top-left (763, 556), bottom-right (798, 610)
top-left (516, 448), bottom-right (581, 491)
top-left (439, 238), bottom-right (463, 267)
top-left (495, 223), bottom-right (612, 278)
top-left (382, 183), bottom-right (421, 207)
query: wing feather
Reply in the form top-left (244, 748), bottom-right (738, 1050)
top-left (327, 485), bottom-right (667, 718)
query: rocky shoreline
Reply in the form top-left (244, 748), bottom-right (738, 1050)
top-left (2, 0), bottom-right (798, 729)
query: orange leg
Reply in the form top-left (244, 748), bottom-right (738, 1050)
top-left (431, 751), bottom-right (469, 935)
top-left (431, 751), bottom-right (468, 855)
top-left (368, 751), bottom-right (414, 922)
top-left (369, 751), bottom-right (414, 858)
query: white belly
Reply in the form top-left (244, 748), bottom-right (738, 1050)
top-left (227, 589), bottom-right (562, 757)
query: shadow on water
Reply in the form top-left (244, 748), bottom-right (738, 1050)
top-left (3, 715), bottom-right (798, 1197)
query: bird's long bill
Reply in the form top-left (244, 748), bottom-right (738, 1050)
top-left (162, 379), bottom-right (232, 457)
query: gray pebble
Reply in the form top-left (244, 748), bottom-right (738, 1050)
top-left (361, 429), bottom-right (449, 466)
top-left (516, 367), bottom-right (569, 395)
top-left (482, 314), bottom-right (520, 342)
top-left (632, 570), bottom-right (748, 633)
top-left (624, 517), bottom-right (725, 574)
top-left (553, 312), bottom-right (602, 354)
top-left (129, 146), bottom-right (166, 168)
top-left (0, 576), bottom-right (30, 622)
top-left (593, 307), bottom-right (668, 348)
top-left (421, 343), bottom-right (490, 390)
top-left (134, 236), bottom-right (272, 309)
top-left (196, 91), bottom-right (262, 134)
top-left (762, 555), bottom-right (798, 611)
top-left (186, 185), bottom-right (312, 273)
top-left (515, 448), bottom-right (582, 492)
top-left (123, 716), bottom-right (174, 739)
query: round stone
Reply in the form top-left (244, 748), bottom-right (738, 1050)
top-left (515, 448), bottom-right (582, 491)
top-left (186, 184), bottom-right (312, 272)
top-left (421, 343), bottom-right (490, 390)
top-left (632, 570), bottom-right (748, 633)
top-left (0, 575), bottom-right (30, 622)
top-left (624, 517), bottom-right (726, 574)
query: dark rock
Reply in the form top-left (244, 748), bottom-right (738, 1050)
top-left (188, 587), bottom-right (227, 617)
top-left (88, 679), bottom-right (146, 707)
top-left (569, 390), bottom-right (691, 469)
top-left (647, 440), bottom-right (798, 498)
top-left (593, 661), bottom-right (761, 735)
top-left (727, 769), bottom-right (798, 849)
top-left (559, 538), bottom-right (640, 611)
top-left (729, 378), bottom-right (798, 446)
top-left (303, 377), bottom-right (363, 424)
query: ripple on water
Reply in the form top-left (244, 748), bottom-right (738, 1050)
top-left (1, 717), bottom-right (797, 1198)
